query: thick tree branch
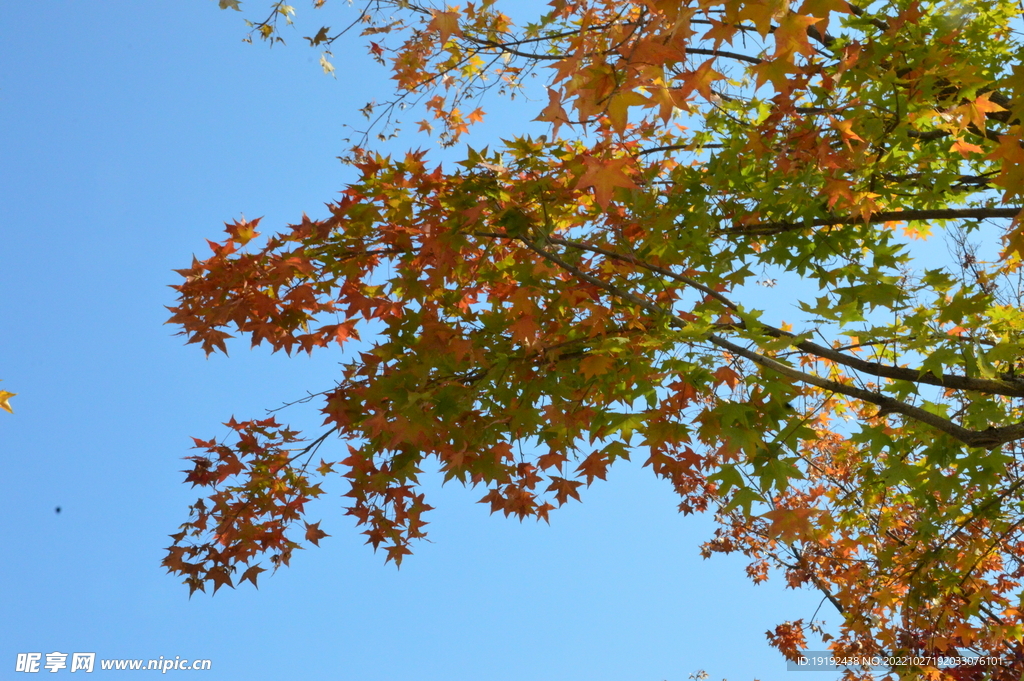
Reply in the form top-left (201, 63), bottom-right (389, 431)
top-left (501, 234), bottom-right (1024, 449)
top-left (724, 207), bottom-right (1023, 235)
top-left (540, 234), bottom-right (1024, 398)
top-left (706, 333), bottom-right (1024, 448)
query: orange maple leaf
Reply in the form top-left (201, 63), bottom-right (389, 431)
top-left (674, 59), bottom-right (722, 102)
top-left (546, 477), bottom-right (584, 505)
top-left (535, 87), bottom-right (571, 136)
top-left (208, 567), bottom-right (234, 594)
top-left (579, 354), bottom-right (615, 379)
top-left (576, 451), bottom-right (610, 483)
top-left (700, 19), bottom-right (738, 49)
top-left (986, 129), bottom-right (1024, 203)
top-left (830, 116), bottom-right (863, 149)
top-left (0, 387), bottom-right (15, 414)
top-left (510, 313), bottom-right (539, 346)
top-left (951, 138), bottom-right (983, 158)
top-left (427, 9), bottom-right (463, 45)
top-left (762, 508), bottom-right (820, 542)
top-left (304, 520), bottom-right (330, 546)
top-left (713, 365), bottom-right (741, 389)
top-left (240, 565), bottom-right (266, 588)
top-left (225, 217), bottom-right (261, 246)
top-left (1002, 222), bottom-right (1024, 261)
top-left (576, 156), bottom-right (640, 208)
top-left (958, 92), bottom-right (1006, 132)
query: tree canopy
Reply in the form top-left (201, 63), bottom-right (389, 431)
top-left (166, 0), bottom-right (1024, 676)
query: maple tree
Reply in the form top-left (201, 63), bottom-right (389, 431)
top-left (166, 0), bottom-right (1024, 677)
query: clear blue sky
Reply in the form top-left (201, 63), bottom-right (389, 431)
top-left (2, 3), bottom-right (838, 679)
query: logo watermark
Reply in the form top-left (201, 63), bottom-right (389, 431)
top-left (15, 653), bottom-right (212, 673)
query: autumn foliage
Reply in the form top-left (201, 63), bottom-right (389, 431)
top-left (167, 0), bottom-right (1024, 677)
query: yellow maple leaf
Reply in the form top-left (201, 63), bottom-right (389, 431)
top-left (605, 89), bottom-right (649, 133)
top-left (0, 388), bottom-right (15, 414)
top-left (752, 56), bottom-right (798, 92)
top-left (796, 0), bottom-right (851, 34)
top-left (773, 13), bottom-right (823, 59)
top-left (902, 222), bottom-right (932, 240)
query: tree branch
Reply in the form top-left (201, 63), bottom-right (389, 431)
top-left (724, 207), bottom-right (1023, 235)
top-left (499, 233), bottom-right (1024, 449)
top-left (539, 234), bottom-right (1024, 399)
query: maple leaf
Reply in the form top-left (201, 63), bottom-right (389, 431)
top-left (796, 0), bottom-right (851, 33)
top-left (700, 19), bottom-right (737, 48)
top-left (546, 477), bottom-right (584, 506)
top-left (579, 354), bottom-right (615, 379)
top-left (751, 57), bottom-right (798, 92)
top-left (537, 451), bottom-right (568, 471)
top-left (0, 387), bottom-right (15, 414)
top-left (576, 451), bottom-right (610, 484)
top-left (712, 366), bottom-right (741, 389)
top-left (510, 313), bottom-right (539, 346)
top-left (830, 117), bottom-right (863, 149)
top-left (385, 543), bottom-right (412, 565)
top-left (673, 59), bottom-right (722, 102)
top-left (207, 567), bottom-right (234, 594)
top-left (576, 156), bottom-right (639, 208)
top-left (1003, 223), bottom-right (1024, 261)
top-left (605, 89), bottom-right (650, 133)
top-left (761, 509), bottom-right (819, 543)
top-left (646, 81), bottom-right (682, 122)
top-left (224, 217), bottom-right (260, 246)
top-left (218, 0), bottom-right (242, 10)
top-left (305, 26), bottom-right (330, 47)
top-left (304, 520), bottom-right (329, 546)
top-left (766, 620), bottom-right (808, 662)
top-left (957, 92), bottom-right (1007, 132)
top-left (240, 565), bottom-right (266, 588)
top-left (950, 138), bottom-right (983, 158)
top-left (987, 130), bottom-right (1024, 203)
top-left (773, 13), bottom-right (823, 59)
top-left (901, 222), bottom-right (931, 240)
top-left (427, 9), bottom-right (463, 45)
top-left (535, 88), bottom-right (571, 137)
top-left (320, 54), bottom-right (335, 76)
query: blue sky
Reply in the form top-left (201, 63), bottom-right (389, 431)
top-left (1, 3), bottom-right (838, 679)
